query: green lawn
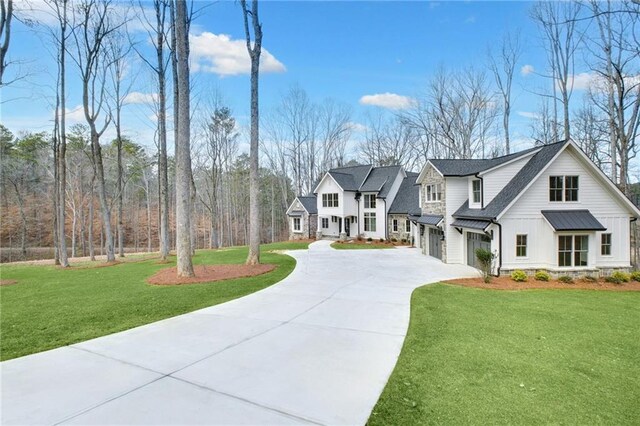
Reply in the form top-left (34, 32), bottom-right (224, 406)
top-left (330, 242), bottom-right (395, 250)
top-left (370, 284), bottom-right (640, 425)
top-left (0, 241), bottom-right (309, 361)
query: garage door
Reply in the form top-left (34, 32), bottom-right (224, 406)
top-left (466, 232), bottom-right (491, 268)
top-left (429, 228), bottom-right (443, 259)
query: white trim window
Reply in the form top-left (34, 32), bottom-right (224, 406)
top-left (364, 194), bottom-right (376, 209)
top-left (558, 235), bottom-right (588, 267)
top-left (364, 212), bottom-right (377, 232)
top-left (516, 234), bottom-right (527, 257)
top-left (601, 233), bottom-right (612, 256)
top-left (550, 176), bottom-right (579, 202)
top-left (472, 179), bottom-right (482, 204)
top-left (321, 218), bottom-right (329, 229)
top-left (322, 193), bottom-right (339, 207)
top-left (426, 184), bottom-right (442, 202)
top-left (392, 219), bottom-right (398, 232)
top-left (293, 217), bottom-right (301, 232)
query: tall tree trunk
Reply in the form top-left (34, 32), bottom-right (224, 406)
top-left (91, 130), bottom-right (115, 262)
top-left (173, 0), bottom-right (194, 277)
top-left (57, 0), bottom-right (69, 267)
top-left (241, 0), bottom-right (262, 265)
top-left (156, 0), bottom-right (170, 261)
top-left (116, 106), bottom-right (124, 257)
top-left (88, 176), bottom-right (95, 260)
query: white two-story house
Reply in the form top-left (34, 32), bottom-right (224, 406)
top-left (310, 164), bottom-right (406, 240)
top-left (414, 140), bottom-right (640, 277)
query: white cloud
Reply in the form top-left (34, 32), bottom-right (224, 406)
top-left (64, 105), bottom-right (86, 123)
top-left (348, 122), bottom-right (368, 133)
top-left (521, 64), bottom-right (535, 76)
top-left (190, 32), bottom-right (286, 76)
top-left (517, 111), bottom-right (541, 120)
top-left (568, 72), bottom-right (596, 90)
top-left (124, 92), bottom-right (158, 105)
top-left (359, 93), bottom-right (416, 110)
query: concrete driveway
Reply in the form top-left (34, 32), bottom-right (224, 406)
top-left (1, 240), bottom-right (478, 425)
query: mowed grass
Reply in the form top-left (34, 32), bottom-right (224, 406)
top-left (0, 241), bottom-right (310, 361)
top-left (330, 242), bottom-right (394, 250)
top-left (370, 284), bottom-right (640, 425)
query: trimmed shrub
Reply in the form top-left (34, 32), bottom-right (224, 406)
top-left (380, 238), bottom-right (385, 243)
top-left (631, 271), bottom-right (640, 282)
top-left (475, 248), bottom-right (495, 283)
top-left (558, 275), bottom-right (574, 284)
top-left (400, 238), bottom-right (407, 244)
top-left (534, 270), bottom-right (550, 282)
top-left (367, 237), bottom-right (373, 242)
top-left (391, 238), bottom-right (397, 243)
top-left (582, 275), bottom-right (598, 283)
top-left (605, 271), bottom-right (630, 284)
top-left (511, 270), bottom-right (528, 282)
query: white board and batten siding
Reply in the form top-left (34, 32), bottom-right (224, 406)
top-left (500, 147), bottom-right (633, 270)
top-left (444, 177), bottom-right (468, 264)
top-left (481, 155), bottom-right (533, 205)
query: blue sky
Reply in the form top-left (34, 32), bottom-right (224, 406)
top-left (2, 1), bottom-right (588, 156)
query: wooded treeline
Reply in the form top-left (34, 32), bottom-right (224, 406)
top-left (1, 0), bottom-right (640, 263)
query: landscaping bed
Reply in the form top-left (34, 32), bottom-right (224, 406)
top-left (445, 275), bottom-right (640, 291)
top-left (148, 264), bottom-right (276, 285)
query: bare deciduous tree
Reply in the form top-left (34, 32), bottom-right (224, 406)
top-left (173, 0), bottom-right (194, 276)
top-left (488, 30), bottom-right (522, 154)
top-left (0, 0), bottom-right (13, 85)
top-left (241, 0), bottom-right (262, 266)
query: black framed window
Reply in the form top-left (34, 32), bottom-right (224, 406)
top-left (364, 194), bottom-right (376, 209)
top-left (364, 212), bottom-right (376, 232)
top-left (405, 219), bottom-right (411, 232)
top-left (293, 217), bottom-right (301, 231)
top-left (322, 193), bottom-right (339, 207)
top-left (601, 233), bottom-right (612, 255)
top-left (565, 176), bottom-right (579, 201)
top-left (516, 234), bottom-right (527, 257)
top-left (574, 235), bottom-right (588, 266)
top-left (392, 219), bottom-right (398, 232)
top-left (550, 176), bottom-right (563, 202)
top-left (558, 235), bottom-right (588, 267)
top-left (558, 235), bottom-right (573, 267)
top-left (321, 218), bottom-right (329, 229)
top-left (472, 180), bottom-right (482, 204)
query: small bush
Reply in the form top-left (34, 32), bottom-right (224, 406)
top-left (356, 234), bottom-right (363, 242)
top-left (631, 270), bottom-right (640, 282)
top-left (558, 275), bottom-right (574, 284)
top-left (582, 275), bottom-right (598, 283)
top-left (605, 271), bottom-right (630, 284)
top-left (367, 237), bottom-right (373, 242)
top-left (511, 270), bottom-right (528, 282)
top-left (380, 238), bottom-right (385, 243)
top-left (534, 270), bottom-right (550, 282)
top-left (391, 238), bottom-right (397, 243)
top-left (475, 248), bottom-right (495, 283)
top-left (400, 238), bottom-right (407, 244)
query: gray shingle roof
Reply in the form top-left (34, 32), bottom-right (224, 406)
top-left (328, 165), bottom-right (372, 191)
top-left (297, 195), bottom-right (317, 214)
top-left (454, 141), bottom-right (569, 220)
top-left (409, 214), bottom-right (444, 226)
top-left (542, 210), bottom-right (606, 231)
top-left (429, 146), bottom-right (541, 176)
top-left (389, 172), bottom-right (420, 215)
top-left (451, 218), bottom-right (492, 231)
top-left (359, 166), bottom-right (402, 198)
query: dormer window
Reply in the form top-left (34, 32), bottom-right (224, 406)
top-left (550, 176), bottom-right (579, 202)
top-left (364, 194), bottom-right (376, 209)
top-left (472, 180), bottom-right (482, 204)
top-left (426, 184), bottom-right (442, 202)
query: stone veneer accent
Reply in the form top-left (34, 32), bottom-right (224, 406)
top-left (387, 214), bottom-right (412, 242)
top-left (420, 164), bottom-right (447, 261)
top-left (499, 267), bottom-right (631, 279)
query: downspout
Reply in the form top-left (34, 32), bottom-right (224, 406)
top-left (383, 199), bottom-right (388, 240)
top-left (491, 219), bottom-right (502, 276)
top-left (355, 192), bottom-right (361, 236)
top-left (631, 217), bottom-right (637, 268)
top-left (475, 173), bottom-right (485, 209)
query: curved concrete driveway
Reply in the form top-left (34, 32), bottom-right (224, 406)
top-left (1, 241), bottom-right (478, 425)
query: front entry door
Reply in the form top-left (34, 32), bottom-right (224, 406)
top-left (466, 232), bottom-right (491, 268)
top-left (428, 228), bottom-right (443, 259)
top-left (345, 218), bottom-right (350, 236)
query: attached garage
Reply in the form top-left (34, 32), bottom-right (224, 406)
top-left (429, 228), bottom-right (443, 259)
top-left (466, 232), bottom-right (491, 268)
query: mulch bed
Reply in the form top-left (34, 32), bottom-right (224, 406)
top-left (147, 264), bottom-right (277, 286)
top-left (0, 279), bottom-right (19, 287)
top-left (444, 276), bottom-right (640, 291)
